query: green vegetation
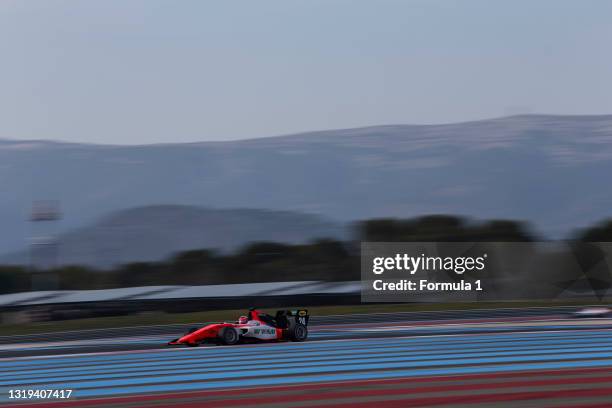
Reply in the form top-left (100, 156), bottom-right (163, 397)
top-left (360, 216), bottom-right (535, 242)
top-left (1, 214), bottom-right (611, 294)
top-left (1, 215), bottom-right (541, 293)
top-left (0, 266), bottom-right (31, 294)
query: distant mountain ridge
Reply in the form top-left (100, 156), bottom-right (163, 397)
top-left (2, 114), bottom-right (612, 260)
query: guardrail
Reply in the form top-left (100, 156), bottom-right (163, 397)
top-left (0, 281), bottom-right (362, 323)
top-left (0, 281), bottom-right (361, 307)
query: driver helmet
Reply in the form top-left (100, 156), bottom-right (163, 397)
top-left (238, 316), bottom-right (248, 324)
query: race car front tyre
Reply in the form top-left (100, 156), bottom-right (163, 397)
top-left (219, 327), bottom-right (240, 345)
top-left (290, 323), bottom-right (308, 342)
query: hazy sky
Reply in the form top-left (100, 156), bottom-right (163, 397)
top-left (1, 0), bottom-right (611, 144)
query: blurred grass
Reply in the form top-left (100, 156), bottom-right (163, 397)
top-left (0, 299), bottom-right (606, 336)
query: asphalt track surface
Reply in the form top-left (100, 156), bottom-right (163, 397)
top-left (2, 308), bottom-right (612, 407)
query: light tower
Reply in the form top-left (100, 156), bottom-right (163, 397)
top-left (30, 200), bottom-right (62, 290)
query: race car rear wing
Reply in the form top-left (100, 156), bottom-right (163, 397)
top-left (275, 309), bottom-right (309, 328)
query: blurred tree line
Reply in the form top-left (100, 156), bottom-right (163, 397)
top-left (2, 215), bottom-right (612, 294)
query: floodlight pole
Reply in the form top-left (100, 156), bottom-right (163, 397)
top-left (30, 200), bottom-right (62, 291)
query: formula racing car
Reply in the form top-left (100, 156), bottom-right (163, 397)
top-left (168, 308), bottom-right (309, 346)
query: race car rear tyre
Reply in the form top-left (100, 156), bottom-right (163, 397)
top-left (290, 323), bottom-right (308, 342)
top-left (219, 327), bottom-right (239, 345)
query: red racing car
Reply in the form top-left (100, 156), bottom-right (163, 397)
top-left (168, 308), bottom-right (309, 346)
